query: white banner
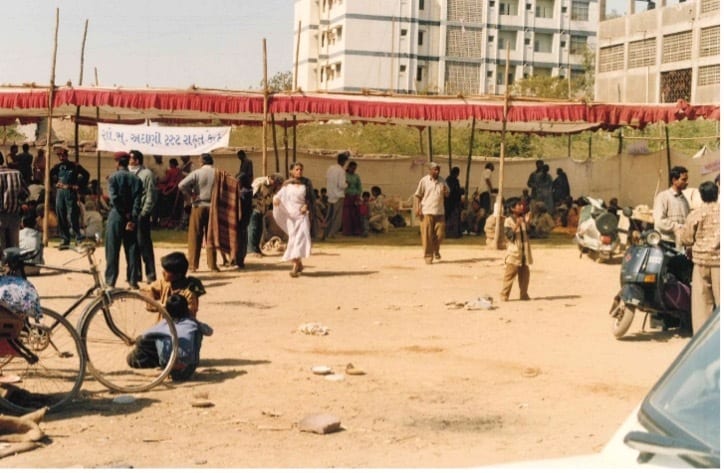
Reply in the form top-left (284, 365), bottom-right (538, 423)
top-left (97, 123), bottom-right (231, 155)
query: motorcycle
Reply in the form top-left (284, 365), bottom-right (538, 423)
top-left (574, 197), bottom-right (623, 262)
top-left (609, 229), bottom-right (693, 339)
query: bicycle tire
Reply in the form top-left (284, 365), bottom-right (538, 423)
top-left (78, 290), bottom-right (178, 393)
top-left (0, 308), bottom-right (85, 414)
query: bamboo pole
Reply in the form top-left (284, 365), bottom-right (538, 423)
top-left (261, 39), bottom-right (269, 176)
top-left (465, 118), bottom-right (475, 200)
top-left (292, 22), bottom-right (301, 171)
top-left (74, 19), bottom-right (88, 163)
top-left (492, 44), bottom-right (511, 251)
top-left (271, 113), bottom-right (280, 173)
top-left (283, 119), bottom-right (289, 174)
top-left (94, 67), bottom-right (101, 185)
top-left (42, 8), bottom-right (60, 246)
top-left (447, 122), bottom-right (452, 174)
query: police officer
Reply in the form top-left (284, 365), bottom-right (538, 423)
top-left (105, 152), bottom-right (142, 289)
top-left (50, 147), bottom-right (90, 249)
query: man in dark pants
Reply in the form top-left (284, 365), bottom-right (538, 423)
top-left (247, 174), bottom-right (284, 257)
top-left (50, 147), bottom-right (90, 249)
top-left (129, 150), bottom-right (157, 283)
top-left (105, 153), bottom-right (142, 289)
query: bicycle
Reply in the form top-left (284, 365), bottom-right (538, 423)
top-left (0, 269), bottom-right (85, 415)
top-left (0, 242), bottom-right (178, 413)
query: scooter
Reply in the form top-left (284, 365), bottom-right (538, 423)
top-left (609, 229), bottom-right (693, 339)
top-left (574, 197), bottom-right (622, 262)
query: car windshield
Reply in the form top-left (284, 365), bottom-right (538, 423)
top-left (641, 309), bottom-right (720, 465)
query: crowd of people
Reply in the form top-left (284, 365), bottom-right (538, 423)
top-left (0, 144), bottom-right (719, 382)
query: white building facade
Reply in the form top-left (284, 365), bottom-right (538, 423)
top-left (293, 0), bottom-right (600, 95)
top-left (595, 0), bottom-right (719, 104)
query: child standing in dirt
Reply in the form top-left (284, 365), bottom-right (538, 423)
top-left (500, 198), bottom-right (533, 302)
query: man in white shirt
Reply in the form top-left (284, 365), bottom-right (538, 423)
top-left (322, 152), bottom-right (349, 240)
top-left (653, 166), bottom-right (690, 247)
top-left (415, 162), bottom-right (450, 264)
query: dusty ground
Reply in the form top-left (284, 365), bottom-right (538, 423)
top-left (1, 233), bottom-right (688, 468)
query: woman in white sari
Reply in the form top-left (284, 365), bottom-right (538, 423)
top-left (273, 162), bottom-right (313, 277)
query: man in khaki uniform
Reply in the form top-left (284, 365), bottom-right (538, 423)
top-left (501, 198), bottom-right (533, 302)
top-left (414, 162), bottom-right (449, 264)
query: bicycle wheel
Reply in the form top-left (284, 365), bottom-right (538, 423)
top-left (0, 308), bottom-right (85, 414)
top-left (78, 290), bottom-right (178, 393)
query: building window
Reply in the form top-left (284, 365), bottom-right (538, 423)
top-left (571, 0), bottom-right (588, 20)
top-left (418, 31), bottom-right (425, 46)
top-left (533, 67), bottom-right (552, 76)
top-left (400, 64), bottom-right (407, 73)
top-left (570, 35), bottom-right (587, 54)
top-left (628, 38), bottom-right (656, 68)
top-left (533, 34), bottom-right (553, 53)
top-left (525, 3), bottom-right (531, 9)
top-left (525, 38), bottom-right (531, 45)
top-left (417, 66), bottom-right (424, 81)
top-left (599, 44), bottom-right (624, 72)
top-left (419, 0), bottom-right (425, 9)
top-left (699, 26), bottom-right (719, 57)
top-left (663, 30), bottom-right (693, 63)
top-left (499, 1), bottom-right (517, 15)
top-left (536, 0), bottom-right (554, 18)
top-left (700, 0), bottom-right (718, 14)
top-left (660, 68), bottom-right (691, 102)
top-left (489, 0), bottom-right (495, 6)
top-left (498, 31), bottom-right (517, 50)
top-left (486, 70), bottom-right (493, 77)
top-left (698, 64), bottom-right (719, 86)
top-left (561, 5), bottom-right (568, 13)
top-left (401, 28), bottom-right (408, 37)
top-left (488, 35), bottom-right (495, 42)
top-left (561, 40), bottom-right (567, 48)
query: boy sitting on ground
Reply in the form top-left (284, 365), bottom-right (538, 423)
top-left (142, 251), bottom-right (207, 322)
top-left (126, 294), bottom-right (209, 381)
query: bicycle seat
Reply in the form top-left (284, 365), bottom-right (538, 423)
top-left (2, 247), bottom-right (37, 270)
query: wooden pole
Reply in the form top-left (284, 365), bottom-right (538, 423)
top-left (262, 39), bottom-right (269, 176)
top-left (447, 122), bottom-right (453, 174)
top-left (271, 114), bottom-right (280, 173)
top-left (665, 125), bottom-right (671, 176)
top-left (283, 119), bottom-right (289, 174)
top-left (427, 126), bottom-right (433, 162)
top-left (464, 117), bottom-right (475, 200)
top-left (42, 8), bottom-right (60, 246)
top-left (293, 21), bottom-right (301, 91)
top-left (292, 22), bottom-right (301, 173)
top-left (493, 44), bottom-right (511, 250)
top-left (74, 19), bottom-right (88, 163)
top-left (94, 67), bottom-right (101, 185)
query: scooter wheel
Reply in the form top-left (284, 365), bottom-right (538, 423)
top-left (611, 299), bottom-right (635, 339)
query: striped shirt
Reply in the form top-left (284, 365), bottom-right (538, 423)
top-left (0, 167), bottom-right (27, 214)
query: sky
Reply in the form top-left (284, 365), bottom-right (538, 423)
top-left (0, 0), bottom-right (294, 91)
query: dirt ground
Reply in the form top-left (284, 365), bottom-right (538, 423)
top-left (1, 234), bottom-right (689, 468)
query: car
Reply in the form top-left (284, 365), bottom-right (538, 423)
top-left (492, 308), bottom-right (720, 468)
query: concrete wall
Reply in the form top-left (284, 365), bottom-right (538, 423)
top-left (76, 148), bottom-right (719, 211)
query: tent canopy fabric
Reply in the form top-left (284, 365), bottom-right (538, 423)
top-left (0, 85), bottom-right (718, 131)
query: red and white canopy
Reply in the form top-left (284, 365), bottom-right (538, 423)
top-left (0, 85), bottom-right (718, 132)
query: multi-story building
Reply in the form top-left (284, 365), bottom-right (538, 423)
top-left (595, 0), bottom-right (719, 104)
top-left (293, 0), bottom-right (600, 95)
